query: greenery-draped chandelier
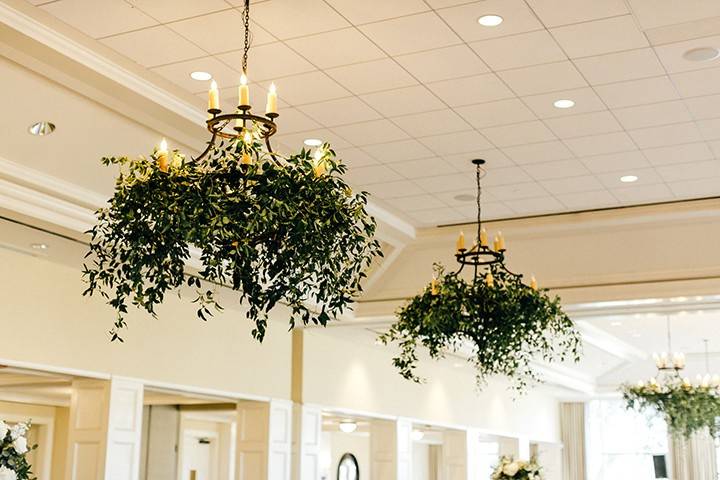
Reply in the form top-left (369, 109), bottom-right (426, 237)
top-left (622, 318), bottom-right (720, 438)
top-left (381, 159), bottom-right (581, 390)
top-left (82, 0), bottom-right (382, 342)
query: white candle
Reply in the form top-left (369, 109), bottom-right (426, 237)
top-left (530, 275), bottom-right (538, 291)
top-left (239, 73), bottom-right (250, 106)
top-left (456, 231), bottom-right (465, 251)
top-left (157, 138), bottom-right (169, 172)
top-left (208, 80), bottom-right (219, 111)
top-left (480, 228), bottom-right (488, 246)
top-left (266, 82), bottom-right (278, 114)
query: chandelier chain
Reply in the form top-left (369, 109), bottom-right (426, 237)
top-left (242, 0), bottom-right (251, 74)
top-left (666, 315), bottom-right (673, 354)
top-left (475, 162), bottom-right (485, 244)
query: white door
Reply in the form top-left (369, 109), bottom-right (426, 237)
top-left (182, 431), bottom-right (218, 480)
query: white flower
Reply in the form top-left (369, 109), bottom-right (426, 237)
top-left (0, 421), bottom-right (7, 440)
top-left (503, 461), bottom-right (520, 477)
top-left (12, 436), bottom-right (27, 454)
top-left (9, 423), bottom-right (26, 440)
top-left (0, 466), bottom-right (17, 480)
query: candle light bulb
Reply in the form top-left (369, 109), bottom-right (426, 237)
top-left (637, 380), bottom-right (645, 388)
top-left (493, 235), bottom-right (500, 252)
top-left (431, 277), bottom-right (438, 295)
top-left (239, 73), bottom-right (250, 106)
top-left (497, 231), bottom-right (505, 250)
top-left (157, 138), bottom-right (169, 172)
top-left (208, 80), bottom-right (219, 111)
top-left (485, 272), bottom-right (494, 287)
top-left (456, 231), bottom-right (466, 251)
top-left (241, 153), bottom-right (252, 165)
top-left (530, 275), bottom-right (538, 291)
top-left (266, 82), bottom-right (278, 114)
top-left (480, 228), bottom-right (488, 247)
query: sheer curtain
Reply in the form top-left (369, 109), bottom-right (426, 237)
top-left (560, 402), bottom-right (586, 480)
top-left (669, 430), bottom-right (718, 480)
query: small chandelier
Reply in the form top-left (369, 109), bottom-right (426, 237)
top-left (380, 159), bottom-right (581, 391)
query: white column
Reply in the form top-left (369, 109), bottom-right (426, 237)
top-left (370, 418), bottom-right (413, 480)
top-left (465, 428), bottom-right (482, 480)
top-left (236, 400), bottom-right (292, 480)
top-left (442, 429), bottom-right (468, 480)
top-left (293, 404), bottom-right (322, 480)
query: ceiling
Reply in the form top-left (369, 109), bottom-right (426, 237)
top-left (10, 0), bottom-right (720, 226)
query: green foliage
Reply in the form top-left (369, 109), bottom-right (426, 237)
top-left (491, 456), bottom-right (543, 479)
top-left (83, 139), bottom-right (382, 342)
top-left (0, 421), bottom-right (37, 480)
top-left (622, 375), bottom-right (720, 438)
top-left (380, 264), bottom-right (581, 391)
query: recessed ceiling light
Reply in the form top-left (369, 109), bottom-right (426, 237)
top-left (683, 47), bottom-right (720, 62)
top-left (304, 138), bottom-right (323, 147)
top-left (478, 15), bottom-right (503, 27)
top-left (28, 121), bottom-right (55, 136)
top-left (190, 71), bottom-right (212, 81)
top-left (31, 243), bottom-right (48, 250)
top-left (338, 420), bottom-right (357, 433)
top-left (620, 175), bottom-right (638, 183)
top-left (411, 429), bottom-right (425, 441)
top-left (553, 99), bottom-right (575, 109)
top-left (454, 193), bottom-right (476, 202)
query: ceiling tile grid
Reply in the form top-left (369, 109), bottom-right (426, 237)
top-left (34, 0), bottom-right (720, 226)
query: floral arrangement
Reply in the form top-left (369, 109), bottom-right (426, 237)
top-left (380, 265), bottom-right (581, 391)
top-left (0, 420), bottom-right (35, 480)
top-left (83, 140), bottom-right (382, 342)
top-left (622, 373), bottom-right (720, 438)
top-left (492, 456), bottom-right (543, 479)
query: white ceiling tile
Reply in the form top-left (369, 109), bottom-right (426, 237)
top-left (685, 94), bottom-right (720, 120)
top-left (169, 11), bottom-right (274, 54)
top-left (498, 62), bottom-right (587, 96)
top-left (363, 85), bottom-right (446, 117)
top-left (645, 17), bottom-right (720, 46)
top-left (369, 180), bottom-right (425, 199)
top-left (522, 88), bottom-right (606, 118)
top-left (332, 119), bottom-right (410, 146)
top-left (654, 35), bottom-right (720, 74)
top-left (346, 165), bottom-right (403, 185)
top-left (437, 0), bottom-right (543, 42)
top-left (668, 176), bottom-right (720, 198)
top-left (325, 0), bottom-right (429, 24)
top-left (596, 167), bottom-right (664, 189)
top-left (671, 67), bottom-right (720, 97)
top-left (100, 26), bottom-right (206, 67)
top-left (419, 131), bottom-right (494, 156)
top-left (336, 147), bottom-right (378, 168)
top-left (361, 140), bottom-right (435, 164)
top-left (407, 207), bottom-right (464, 225)
top-left (443, 149), bottom-right (515, 169)
top-left (540, 174), bottom-right (604, 193)
top-left (629, 122), bottom-right (703, 148)
top-left (298, 97), bottom-right (381, 127)
top-left (41, 0), bottom-right (157, 38)
top-left (482, 166), bottom-right (533, 186)
top-left (427, 73), bottom-right (515, 107)
top-left (564, 132), bottom-right (637, 156)
top-left (657, 159), bottom-right (720, 181)
top-left (150, 57), bottom-right (240, 92)
top-left (573, 48), bottom-right (666, 85)
top-left (326, 59), bottom-right (418, 95)
top-left (556, 190), bottom-right (619, 209)
top-left (481, 121), bottom-right (556, 147)
top-left (625, 0), bottom-right (720, 30)
top-left (544, 111), bottom-right (623, 139)
top-left (642, 142), bottom-right (713, 166)
top-left (456, 202), bottom-right (515, 220)
top-left (502, 141), bottom-right (575, 164)
top-left (129, 0), bottom-right (230, 22)
top-left (391, 157), bottom-right (459, 179)
top-left (594, 76), bottom-right (679, 108)
top-left (264, 107), bottom-right (321, 134)
top-left (389, 194), bottom-right (447, 212)
top-left (697, 118), bottom-right (720, 140)
top-left (469, 30), bottom-right (566, 71)
top-left (249, 0), bottom-right (349, 40)
top-left (286, 28), bottom-right (386, 69)
top-left (395, 45), bottom-right (490, 83)
top-left (550, 16), bottom-right (648, 58)
top-left (392, 110), bottom-right (471, 137)
top-left (504, 196), bottom-right (565, 214)
top-left (218, 43), bottom-right (315, 82)
top-left (525, 0), bottom-right (629, 27)
top-left (359, 12), bottom-right (461, 56)
top-left (274, 129), bottom-right (352, 150)
top-left (524, 160), bottom-right (591, 181)
top-left (414, 173), bottom-right (475, 193)
top-left (581, 151), bottom-right (650, 173)
top-left (455, 99), bottom-right (537, 129)
top-left (267, 71), bottom-right (350, 105)
top-left (709, 140), bottom-right (720, 157)
top-left (613, 101), bottom-right (693, 130)
top-left (611, 183), bottom-right (674, 203)
top-left (485, 182), bottom-right (550, 200)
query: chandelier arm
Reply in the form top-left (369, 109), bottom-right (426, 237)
top-left (193, 133), bottom-right (217, 162)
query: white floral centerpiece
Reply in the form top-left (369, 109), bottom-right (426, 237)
top-left (491, 456), bottom-right (543, 480)
top-left (0, 420), bottom-right (35, 480)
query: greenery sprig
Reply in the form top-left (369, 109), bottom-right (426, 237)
top-left (622, 374), bottom-right (720, 438)
top-left (83, 138), bottom-right (382, 341)
top-left (380, 264), bottom-right (581, 391)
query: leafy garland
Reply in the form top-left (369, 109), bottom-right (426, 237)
top-left (380, 264), bottom-right (581, 391)
top-left (492, 456), bottom-right (543, 480)
top-left (83, 138), bottom-right (382, 341)
top-left (0, 420), bottom-right (36, 480)
top-left (622, 374), bottom-right (720, 438)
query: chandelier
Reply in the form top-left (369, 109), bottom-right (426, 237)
top-left (380, 159), bottom-right (581, 391)
top-left (82, 0), bottom-right (381, 342)
top-left (623, 318), bottom-right (720, 438)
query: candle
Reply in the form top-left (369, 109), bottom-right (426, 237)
top-left (313, 161), bottom-right (326, 177)
top-left (649, 377), bottom-right (657, 387)
top-left (208, 80), bottom-right (219, 111)
top-left (636, 380), bottom-right (644, 388)
top-left (683, 377), bottom-right (691, 388)
top-left (157, 138), bottom-right (169, 172)
top-left (266, 82), bottom-right (278, 114)
top-left (530, 275), bottom-right (538, 291)
top-left (497, 231), bottom-right (505, 250)
top-left (493, 235), bottom-right (500, 251)
top-left (241, 153), bottom-right (252, 166)
top-left (431, 277), bottom-right (438, 295)
top-left (480, 228), bottom-right (488, 246)
top-left (239, 73), bottom-right (250, 106)
top-left (712, 375), bottom-right (720, 387)
top-left (702, 374), bottom-right (710, 388)
top-left (456, 231), bottom-right (465, 251)
top-left (485, 272), bottom-right (494, 287)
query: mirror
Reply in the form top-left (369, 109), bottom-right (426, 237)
top-left (337, 452), bottom-right (359, 480)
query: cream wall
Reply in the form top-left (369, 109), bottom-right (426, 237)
top-left (303, 329), bottom-right (561, 443)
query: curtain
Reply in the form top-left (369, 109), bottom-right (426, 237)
top-left (669, 429), bottom-right (717, 480)
top-left (560, 402), bottom-right (586, 480)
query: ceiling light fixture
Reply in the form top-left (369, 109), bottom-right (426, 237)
top-left (454, 193), bottom-right (476, 202)
top-left (553, 99), bottom-right (575, 109)
top-left (478, 15), bottom-right (503, 27)
top-left (620, 175), bottom-right (638, 183)
top-left (338, 420), bottom-right (358, 433)
top-left (190, 71), bottom-right (212, 81)
top-left (28, 121), bottom-right (55, 136)
top-left (683, 47), bottom-right (720, 62)
top-left (304, 138), bottom-right (323, 147)
top-left (30, 243), bottom-right (48, 250)
top-left (411, 429), bottom-right (425, 441)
